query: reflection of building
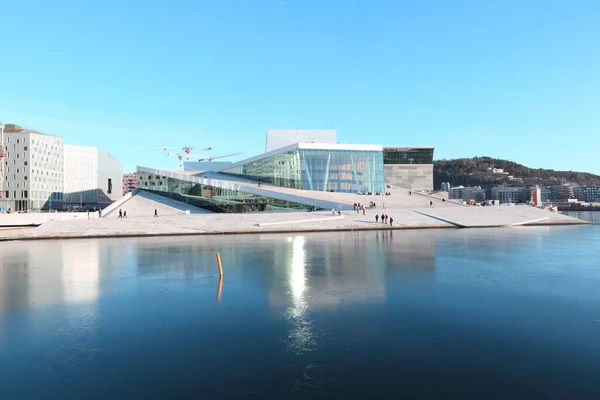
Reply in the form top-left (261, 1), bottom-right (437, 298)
top-left (122, 173), bottom-right (137, 195)
top-left (64, 145), bottom-right (123, 210)
top-left (1, 124), bottom-right (64, 211)
top-left (383, 147), bottom-right (434, 191)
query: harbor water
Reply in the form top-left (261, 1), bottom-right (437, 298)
top-left (0, 212), bottom-right (599, 398)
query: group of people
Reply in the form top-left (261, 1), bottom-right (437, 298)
top-left (353, 203), bottom-right (367, 215)
top-left (375, 213), bottom-right (393, 226)
top-left (117, 209), bottom-right (127, 218)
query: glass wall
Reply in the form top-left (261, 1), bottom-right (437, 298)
top-left (383, 148), bottom-right (434, 164)
top-left (221, 150), bottom-right (302, 188)
top-left (137, 170), bottom-right (318, 213)
top-left (222, 149), bottom-right (385, 193)
top-left (300, 149), bottom-right (384, 193)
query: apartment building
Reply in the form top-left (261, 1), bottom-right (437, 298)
top-left (122, 173), bottom-right (137, 195)
top-left (1, 124), bottom-right (64, 211)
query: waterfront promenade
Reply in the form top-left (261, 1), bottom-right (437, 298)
top-left (0, 205), bottom-right (587, 241)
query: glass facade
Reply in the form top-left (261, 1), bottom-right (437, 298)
top-left (137, 170), bottom-right (320, 213)
top-left (383, 148), bottom-right (434, 165)
top-left (222, 149), bottom-right (385, 193)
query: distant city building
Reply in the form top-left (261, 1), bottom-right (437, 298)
top-left (449, 186), bottom-right (486, 202)
top-left (440, 182), bottom-right (451, 192)
top-left (573, 186), bottom-right (600, 203)
top-left (487, 167), bottom-right (508, 175)
top-left (122, 173), bottom-right (137, 195)
top-left (1, 124), bottom-right (64, 211)
top-left (63, 145), bottom-right (122, 210)
top-left (546, 185), bottom-right (575, 203)
top-left (491, 186), bottom-right (525, 204)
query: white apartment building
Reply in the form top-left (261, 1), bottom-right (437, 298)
top-left (1, 125), bottom-right (64, 211)
top-left (63, 145), bottom-right (122, 210)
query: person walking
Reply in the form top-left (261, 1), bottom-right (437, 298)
top-left (118, 209), bottom-right (122, 219)
top-left (383, 202), bottom-right (386, 210)
top-left (390, 217), bottom-right (393, 226)
top-left (332, 208), bottom-right (336, 216)
top-left (87, 210), bottom-right (90, 219)
top-left (362, 208), bottom-right (365, 216)
top-left (123, 210), bottom-right (128, 219)
top-left (154, 208), bottom-right (158, 218)
top-left (375, 214), bottom-right (379, 223)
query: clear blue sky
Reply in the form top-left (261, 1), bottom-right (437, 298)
top-left (1, 0), bottom-right (599, 174)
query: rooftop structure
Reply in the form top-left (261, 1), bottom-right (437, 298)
top-left (265, 129), bottom-right (336, 153)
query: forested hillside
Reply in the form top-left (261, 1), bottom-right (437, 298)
top-left (434, 157), bottom-right (600, 190)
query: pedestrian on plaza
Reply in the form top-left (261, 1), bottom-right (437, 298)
top-left (338, 210), bottom-right (341, 216)
top-left (118, 209), bottom-right (122, 218)
top-left (362, 208), bottom-right (365, 216)
top-left (332, 208), bottom-right (336, 215)
top-left (383, 202), bottom-right (386, 209)
top-left (375, 214), bottom-right (379, 223)
top-left (87, 210), bottom-right (90, 219)
top-left (385, 214), bottom-right (389, 223)
top-left (390, 217), bottom-right (393, 226)
top-left (123, 210), bottom-right (128, 218)
top-left (154, 208), bottom-right (158, 218)
top-left (430, 201), bottom-right (433, 207)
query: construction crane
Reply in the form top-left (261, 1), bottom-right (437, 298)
top-left (126, 145), bottom-right (213, 170)
top-left (197, 152), bottom-right (244, 162)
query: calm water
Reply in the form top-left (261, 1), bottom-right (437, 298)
top-left (1, 214), bottom-right (599, 399)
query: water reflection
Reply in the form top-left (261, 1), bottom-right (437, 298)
top-left (286, 236), bottom-right (314, 354)
top-left (2, 227), bottom-right (599, 398)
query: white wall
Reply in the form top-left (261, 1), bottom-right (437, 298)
top-left (2, 131), bottom-right (64, 211)
top-left (266, 129), bottom-right (336, 152)
top-left (63, 145), bottom-right (122, 209)
top-left (97, 149), bottom-right (122, 205)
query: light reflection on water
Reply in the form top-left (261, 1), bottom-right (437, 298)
top-left (0, 225), bottom-right (599, 398)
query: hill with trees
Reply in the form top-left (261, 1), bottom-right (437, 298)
top-left (434, 157), bottom-right (600, 191)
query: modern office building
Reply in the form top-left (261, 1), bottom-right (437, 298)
top-left (383, 147), bottom-right (434, 191)
top-left (1, 124), bottom-right (64, 211)
top-left (122, 173), bottom-right (137, 195)
top-left (63, 145), bottom-right (122, 210)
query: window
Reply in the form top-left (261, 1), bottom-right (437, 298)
top-left (23, 191), bottom-right (28, 199)
top-left (24, 161), bottom-right (28, 166)
top-left (24, 176), bottom-right (28, 181)
top-left (24, 146), bottom-right (28, 151)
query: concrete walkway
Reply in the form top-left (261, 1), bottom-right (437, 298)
top-left (1, 204), bottom-right (588, 241)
